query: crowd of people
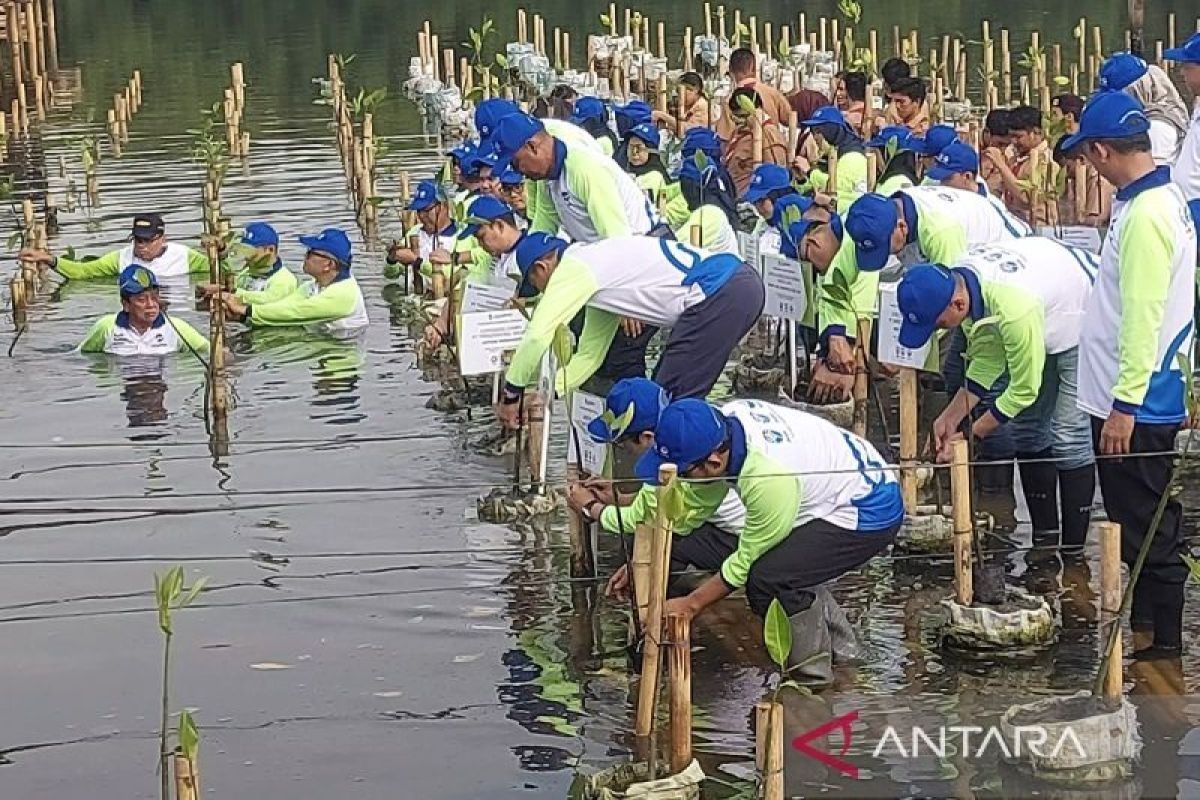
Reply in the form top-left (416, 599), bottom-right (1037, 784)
top-left (48, 36), bottom-right (1200, 678)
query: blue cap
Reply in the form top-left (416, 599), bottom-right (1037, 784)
top-left (1059, 91), bottom-right (1151, 153)
top-left (614, 99), bottom-right (652, 124)
top-left (241, 221), bottom-right (279, 248)
top-left (449, 143), bottom-right (474, 163)
top-left (800, 105), bottom-right (851, 131)
top-left (299, 228), bottom-right (353, 267)
top-left (627, 122), bottom-right (660, 149)
top-left (1098, 52), bottom-right (1149, 91)
top-left (585, 378), bottom-right (671, 443)
top-left (926, 140), bottom-right (980, 181)
top-left (461, 148), bottom-right (498, 178)
top-left (569, 96), bottom-right (607, 124)
top-left (513, 232), bottom-right (568, 298)
top-left (634, 399), bottom-right (728, 483)
top-left (896, 264), bottom-right (956, 348)
top-left (492, 113), bottom-right (545, 163)
top-left (845, 193), bottom-right (898, 272)
top-left (910, 124), bottom-right (959, 156)
top-left (742, 163), bottom-right (792, 203)
top-left (681, 127), bottom-right (722, 161)
top-left (678, 153), bottom-right (716, 184)
top-left (458, 195), bottom-right (515, 239)
top-left (118, 264), bottom-right (160, 295)
top-left (407, 179), bottom-right (443, 212)
top-left (1165, 32), bottom-right (1200, 64)
top-left (475, 98), bottom-right (521, 143)
top-left (866, 125), bottom-right (915, 151)
top-left (497, 168), bottom-right (525, 186)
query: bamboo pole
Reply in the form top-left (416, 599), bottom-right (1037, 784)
top-left (684, 27), bottom-right (693, 71)
top-left (205, 241), bottom-right (228, 424)
top-left (668, 613), bottom-right (692, 774)
top-left (1001, 28), bottom-right (1011, 104)
top-left (23, 1), bottom-right (37, 81)
top-left (899, 368), bottom-right (919, 512)
top-left (8, 3), bottom-right (23, 90)
top-left (635, 463), bottom-right (678, 738)
top-left (756, 701), bottom-right (784, 800)
top-left (173, 753), bottom-right (198, 800)
top-left (32, 0), bottom-right (45, 77)
top-left (44, 0), bottom-right (58, 72)
top-left (951, 439), bottom-right (972, 606)
top-left (852, 317), bottom-right (870, 437)
top-left (1099, 521), bottom-right (1123, 700)
top-left (632, 523), bottom-right (652, 624)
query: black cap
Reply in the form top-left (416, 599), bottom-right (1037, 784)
top-left (130, 213), bottom-right (165, 241)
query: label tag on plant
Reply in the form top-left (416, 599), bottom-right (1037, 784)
top-left (459, 309), bottom-right (528, 376)
top-left (761, 253), bottom-right (807, 322)
top-left (1037, 226), bottom-right (1103, 254)
top-left (567, 391), bottom-right (608, 475)
top-left (877, 282), bottom-right (936, 370)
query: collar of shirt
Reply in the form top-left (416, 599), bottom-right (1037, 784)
top-left (116, 311), bottom-right (167, 330)
top-left (898, 192), bottom-right (919, 245)
top-left (954, 267), bottom-right (987, 321)
top-left (1115, 164), bottom-right (1172, 201)
top-left (726, 415), bottom-right (749, 476)
top-left (546, 138), bottom-right (568, 181)
top-left (439, 222), bottom-right (458, 237)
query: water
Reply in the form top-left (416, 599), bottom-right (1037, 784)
top-left (0, 1), bottom-right (1198, 798)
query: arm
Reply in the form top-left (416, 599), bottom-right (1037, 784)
top-left (78, 315), bottom-right (115, 352)
top-left (248, 283), bottom-right (355, 327)
top-left (235, 271), bottom-right (296, 304)
top-left (171, 318), bottom-right (212, 353)
top-left (568, 155), bottom-right (633, 238)
top-left (527, 180), bottom-right (561, 235)
top-left (987, 309), bottom-right (1046, 423)
top-left (186, 247), bottom-right (214, 274)
top-left (1112, 206), bottom-right (1176, 412)
top-left (718, 459), bottom-right (802, 590)
top-left (504, 257), bottom-right (598, 389)
top-left (599, 485), bottom-right (656, 533)
top-left (556, 307), bottom-right (620, 393)
top-left (53, 250), bottom-right (122, 279)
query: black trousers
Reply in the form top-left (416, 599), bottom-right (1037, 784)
top-left (646, 519), bottom-right (897, 618)
top-left (569, 311), bottom-right (656, 382)
top-left (1089, 416), bottom-right (1187, 586)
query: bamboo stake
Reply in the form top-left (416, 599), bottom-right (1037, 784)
top-left (756, 701), bottom-right (784, 800)
top-left (684, 27), bottom-right (693, 71)
top-left (668, 613), bottom-right (692, 774)
top-left (1100, 521), bottom-right (1123, 701)
top-left (704, 2), bottom-right (712, 37)
top-left (563, 32), bottom-right (570, 71)
top-left (173, 753), bottom-right (198, 800)
top-left (1001, 28), bottom-right (1011, 104)
top-left (32, 0), bottom-right (45, 76)
top-left (635, 463), bottom-right (677, 739)
top-left (23, 1), bottom-right (37, 80)
top-left (951, 439), bottom-right (972, 606)
top-left (632, 523), bottom-right (652, 624)
top-left (852, 318), bottom-right (869, 438)
top-left (8, 3), bottom-right (22, 90)
top-left (899, 368), bottom-right (919, 512)
top-left (891, 24), bottom-right (900, 58)
top-left (44, 0), bottom-right (58, 72)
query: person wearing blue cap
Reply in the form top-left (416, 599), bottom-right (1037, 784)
top-left (844, 184), bottom-right (1028, 275)
top-left (496, 168), bottom-right (528, 216)
top-left (1166, 32), bottom-right (1200, 200)
top-left (80, 265), bottom-right (209, 355)
top-left (459, 147), bottom-right (500, 197)
top-left (909, 123), bottom-right (959, 181)
top-left (195, 222), bottom-right (298, 306)
top-left (865, 125), bottom-right (919, 195)
top-left (1065, 89), bottom-right (1197, 659)
top-left (221, 228), bottom-right (368, 335)
top-left (640, 397), bottom-right (903, 684)
top-left (929, 140), bottom-right (1031, 228)
top-left (797, 105), bottom-right (869, 214)
top-left (895, 238), bottom-right (1098, 546)
top-left (612, 99), bottom-right (653, 170)
top-left (386, 179), bottom-right (487, 287)
top-left (1099, 52), bottom-right (1188, 167)
top-left (567, 96), bottom-right (617, 156)
top-left (21, 213), bottom-right (211, 281)
top-left (624, 122), bottom-right (672, 205)
top-left (492, 232), bottom-right (764, 428)
top-left (740, 163), bottom-right (811, 259)
top-left (475, 96), bottom-right (602, 160)
top-left (674, 154), bottom-right (741, 256)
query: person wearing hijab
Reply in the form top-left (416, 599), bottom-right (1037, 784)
top-left (787, 87), bottom-right (830, 180)
top-left (674, 153), bottom-right (741, 256)
top-left (569, 96), bottom-right (618, 156)
top-left (1100, 52), bottom-right (1189, 165)
top-left (624, 122), bottom-right (673, 205)
top-left (613, 99), bottom-right (653, 169)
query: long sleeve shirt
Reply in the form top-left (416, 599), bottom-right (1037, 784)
top-left (233, 262), bottom-right (299, 304)
top-left (79, 312), bottom-right (209, 355)
top-left (55, 242), bottom-right (210, 280)
top-left (247, 276), bottom-right (369, 335)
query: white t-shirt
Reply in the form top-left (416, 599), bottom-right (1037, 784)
top-left (1174, 103), bottom-right (1200, 201)
top-left (1149, 118), bottom-right (1181, 167)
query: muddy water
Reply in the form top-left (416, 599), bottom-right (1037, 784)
top-left (0, 1), bottom-right (1198, 798)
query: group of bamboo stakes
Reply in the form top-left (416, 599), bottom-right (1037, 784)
top-left (7, 196), bottom-right (47, 320)
top-left (0, 0), bottom-right (59, 138)
top-left (224, 62), bottom-right (249, 157)
top-left (106, 70), bottom-right (142, 157)
top-left (326, 55), bottom-right (379, 232)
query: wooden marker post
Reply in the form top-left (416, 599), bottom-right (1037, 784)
top-left (756, 701), bottom-right (784, 800)
top-left (6, 3), bottom-right (21, 91)
top-left (635, 463), bottom-right (677, 738)
top-left (205, 241), bottom-right (229, 425)
top-left (668, 613), bottom-right (693, 774)
top-left (950, 439), bottom-right (972, 606)
top-left (1099, 521), bottom-right (1123, 700)
top-left (851, 316), bottom-right (870, 439)
top-left (1001, 28), bottom-right (1012, 104)
top-left (632, 523), bottom-right (653, 625)
top-left (173, 753), bottom-right (198, 800)
top-left (899, 369), bottom-right (919, 512)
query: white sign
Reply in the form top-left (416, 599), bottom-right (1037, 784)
top-left (460, 281), bottom-right (514, 313)
top-left (458, 310), bottom-right (528, 376)
top-left (566, 391), bottom-right (608, 475)
top-left (738, 231), bottom-right (762, 271)
top-left (1037, 226), bottom-right (1103, 254)
top-left (877, 282), bottom-right (934, 370)
top-left (761, 253), bottom-right (807, 321)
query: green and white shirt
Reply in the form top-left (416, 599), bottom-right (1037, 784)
top-left (233, 262), bottom-right (299, 305)
top-left (1078, 167), bottom-right (1196, 424)
top-left (248, 275), bottom-right (369, 336)
top-left (79, 312), bottom-right (209, 356)
top-left (675, 205), bottom-right (740, 257)
top-left (894, 185), bottom-right (1029, 269)
top-left (54, 242), bottom-right (210, 280)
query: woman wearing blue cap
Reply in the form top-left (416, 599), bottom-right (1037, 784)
top-left (796, 105), bottom-right (869, 214)
top-left (612, 99), bottom-right (653, 170)
top-left (865, 126), bottom-right (919, 195)
top-left (1167, 32), bottom-right (1200, 200)
top-left (567, 96), bottom-right (617, 156)
top-left (80, 265), bottom-right (209, 356)
top-left (623, 123), bottom-right (672, 206)
top-left (195, 222), bottom-right (298, 306)
top-left (673, 154), bottom-right (741, 256)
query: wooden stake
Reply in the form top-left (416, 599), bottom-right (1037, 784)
top-left (635, 463), bottom-right (677, 738)
top-left (756, 701), bottom-right (784, 800)
top-left (851, 317), bottom-right (870, 437)
top-left (1001, 28), bottom-right (1012, 104)
top-left (950, 438), bottom-right (972, 606)
top-left (1099, 521), bottom-right (1123, 701)
top-left (899, 368), bottom-right (919, 512)
top-left (173, 753), bottom-right (198, 800)
top-left (23, 1), bottom-right (37, 79)
top-left (668, 613), bottom-right (692, 774)
top-left (32, 0), bottom-right (46, 76)
top-left (7, 3), bottom-right (23, 89)
top-left (44, 0), bottom-right (58, 72)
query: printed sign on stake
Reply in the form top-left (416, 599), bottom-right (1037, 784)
top-left (461, 281), bottom-right (514, 313)
top-left (761, 253), bottom-right (807, 321)
top-left (1037, 226), bottom-right (1103, 254)
top-left (566, 391), bottom-right (608, 475)
top-left (458, 309), bottom-right (528, 376)
top-left (877, 282), bottom-right (935, 370)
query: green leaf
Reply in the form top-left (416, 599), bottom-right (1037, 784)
top-left (659, 480), bottom-right (684, 522)
top-left (763, 598), bottom-right (792, 669)
top-left (178, 710), bottom-right (200, 764)
top-left (1177, 352), bottom-right (1196, 416)
top-left (599, 13), bottom-right (611, 28)
top-left (494, 53), bottom-right (509, 70)
top-left (599, 405), bottom-right (636, 439)
top-left (778, 38), bottom-right (789, 61)
top-left (1053, 75), bottom-right (1070, 87)
top-left (837, 0), bottom-right (862, 24)
top-left (6, 230), bottom-right (22, 250)
top-left (177, 576), bottom-right (208, 609)
top-left (777, 679), bottom-right (814, 697)
top-left (552, 325), bottom-right (574, 367)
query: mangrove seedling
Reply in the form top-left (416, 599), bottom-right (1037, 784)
top-left (154, 566), bottom-right (208, 800)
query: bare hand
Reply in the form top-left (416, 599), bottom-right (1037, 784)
top-left (825, 335), bottom-right (856, 375)
top-left (194, 283), bottom-right (220, 299)
top-left (388, 245), bottom-right (419, 266)
top-left (620, 317), bottom-right (644, 338)
top-left (930, 410), bottom-right (961, 457)
top-left (663, 596), bottom-right (696, 621)
top-left (581, 478), bottom-right (615, 505)
top-left (791, 154), bottom-right (811, 176)
top-left (606, 564), bottom-right (631, 601)
top-left (566, 482), bottom-right (598, 513)
top-left (422, 323), bottom-right (446, 350)
top-left (428, 248), bottom-right (453, 266)
top-left (982, 148), bottom-right (1008, 169)
top-left (935, 431), bottom-right (965, 463)
top-left (17, 247), bottom-right (53, 266)
top-left (493, 399), bottom-right (522, 431)
top-left (1099, 409), bottom-right (1135, 456)
top-left (807, 361), bottom-right (854, 404)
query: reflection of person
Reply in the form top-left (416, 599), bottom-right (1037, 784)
top-left (79, 265), bottom-right (209, 356)
top-left (121, 374), bottom-right (168, 427)
top-left (195, 222), bottom-right (298, 305)
top-left (22, 213), bottom-right (210, 280)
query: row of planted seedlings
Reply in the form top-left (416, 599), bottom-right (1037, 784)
top-left (321, 53), bottom-right (387, 234)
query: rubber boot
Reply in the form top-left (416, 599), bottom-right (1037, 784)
top-left (1017, 449), bottom-right (1059, 535)
top-left (815, 586), bottom-right (860, 664)
top-left (1131, 580), bottom-right (1155, 633)
top-left (1057, 465), bottom-right (1096, 549)
top-left (1135, 581), bottom-right (1185, 660)
top-left (786, 596), bottom-right (834, 686)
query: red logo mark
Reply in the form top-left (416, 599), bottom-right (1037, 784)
top-left (791, 709), bottom-right (860, 779)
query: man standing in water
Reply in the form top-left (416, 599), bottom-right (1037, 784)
top-left (195, 221), bottom-right (298, 306)
top-left (79, 265), bottom-right (209, 355)
top-left (1064, 91), bottom-right (1196, 659)
top-left (21, 213), bottom-right (210, 280)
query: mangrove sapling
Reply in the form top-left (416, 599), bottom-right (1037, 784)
top-left (154, 566), bottom-right (208, 800)
top-left (758, 598), bottom-right (810, 798)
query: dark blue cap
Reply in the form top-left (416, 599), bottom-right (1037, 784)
top-left (614, 99), bottom-right (652, 123)
top-left (634, 399), bottom-right (728, 483)
top-left (742, 163), bottom-right (792, 202)
top-left (569, 96), bottom-right (607, 124)
top-left (926, 140), bottom-right (980, 180)
top-left (299, 228), bottom-right (353, 267)
top-left (241, 221), bottom-right (279, 248)
top-left (627, 122), bottom-right (661, 149)
top-left (845, 193), bottom-right (898, 272)
top-left (681, 127), bottom-right (722, 160)
top-left (909, 124), bottom-right (959, 156)
top-left (1165, 32), bottom-right (1200, 64)
top-left (492, 113), bottom-right (546, 163)
top-left (678, 153), bottom-right (715, 184)
top-left (475, 98), bottom-right (521, 141)
top-left (407, 179), bottom-right (443, 212)
top-left (497, 168), bottom-right (525, 186)
top-left (896, 264), bottom-right (956, 348)
top-left (866, 125), bottom-right (916, 151)
top-left (1059, 91), bottom-right (1151, 153)
top-left (1098, 52), bottom-right (1148, 91)
top-left (800, 105), bottom-right (851, 131)
top-left (118, 264), bottom-right (160, 295)
top-left (462, 148), bottom-right (498, 178)
top-left (513, 232), bottom-right (568, 298)
top-left (458, 195), bottom-right (515, 239)
top-left (585, 378), bottom-right (671, 443)
top-left (449, 143), bottom-right (474, 163)
top-left (130, 213), bottom-right (165, 241)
